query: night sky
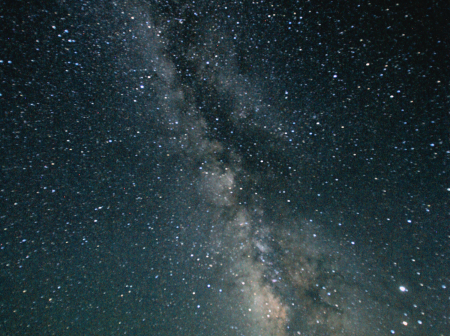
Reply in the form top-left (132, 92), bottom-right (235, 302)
top-left (1, 0), bottom-right (449, 335)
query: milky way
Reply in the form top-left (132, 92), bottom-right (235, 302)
top-left (117, 4), bottom-right (430, 334)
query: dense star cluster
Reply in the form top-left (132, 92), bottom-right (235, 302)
top-left (1, 0), bottom-right (448, 335)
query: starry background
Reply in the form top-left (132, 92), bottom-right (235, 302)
top-left (1, 0), bottom-right (449, 335)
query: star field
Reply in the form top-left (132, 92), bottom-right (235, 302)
top-left (1, 1), bottom-right (449, 335)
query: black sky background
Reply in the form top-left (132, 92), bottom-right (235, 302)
top-left (1, 0), bottom-right (449, 335)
